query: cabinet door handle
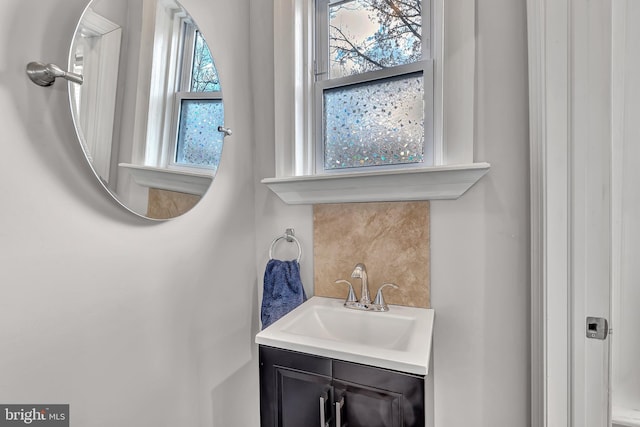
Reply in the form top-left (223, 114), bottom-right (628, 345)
top-left (335, 397), bottom-right (344, 427)
top-left (319, 395), bottom-right (328, 427)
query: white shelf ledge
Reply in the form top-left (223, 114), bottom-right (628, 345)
top-left (119, 163), bottom-right (213, 196)
top-left (261, 163), bottom-right (490, 204)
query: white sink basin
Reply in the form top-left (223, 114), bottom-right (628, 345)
top-left (255, 296), bottom-right (434, 375)
top-left (281, 303), bottom-right (415, 350)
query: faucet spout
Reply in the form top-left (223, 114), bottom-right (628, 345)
top-left (351, 263), bottom-right (372, 305)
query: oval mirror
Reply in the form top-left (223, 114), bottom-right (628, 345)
top-left (68, 0), bottom-right (225, 220)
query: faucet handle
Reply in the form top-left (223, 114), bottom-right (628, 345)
top-left (334, 280), bottom-right (358, 304)
top-left (373, 283), bottom-right (399, 309)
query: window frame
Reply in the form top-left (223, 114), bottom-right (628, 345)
top-left (267, 0), bottom-right (487, 205)
top-left (167, 22), bottom-right (223, 173)
top-left (315, 60), bottom-right (434, 174)
top-left (313, 0), bottom-right (434, 174)
top-left (141, 2), bottom-right (223, 175)
top-left (169, 93), bottom-right (224, 172)
top-left (261, 0), bottom-right (490, 193)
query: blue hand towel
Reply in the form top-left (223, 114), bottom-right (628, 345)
top-left (261, 259), bottom-right (307, 329)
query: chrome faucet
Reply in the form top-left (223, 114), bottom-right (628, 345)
top-left (351, 263), bottom-right (372, 305)
top-left (334, 263), bottom-right (399, 311)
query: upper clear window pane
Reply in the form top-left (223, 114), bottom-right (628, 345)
top-left (328, 0), bottom-right (422, 79)
top-left (190, 31), bottom-right (220, 92)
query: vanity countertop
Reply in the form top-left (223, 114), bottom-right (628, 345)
top-left (255, 296), bottom-right (434, 375)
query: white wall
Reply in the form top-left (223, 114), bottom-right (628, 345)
top-left (612, 0), bottom-right (640, 417)
top-left (250, 3), bottom-right (314, 296)
top-left (251, 2), bottom-right (530, 427)
top-left (430, 0), bottom-right (530, 424)
top-left (0, 0), bottom-right (258, 426)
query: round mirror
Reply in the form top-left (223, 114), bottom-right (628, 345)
top-left (68, 0), bottom-right (225, 220)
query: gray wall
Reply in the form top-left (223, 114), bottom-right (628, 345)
top-left (0, 0), bottom-right (258, 425)
top-left (251, 1), bottom-right (531, 427)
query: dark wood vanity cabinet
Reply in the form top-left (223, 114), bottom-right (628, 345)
top-left (259, 346), bottom-right (425, 427)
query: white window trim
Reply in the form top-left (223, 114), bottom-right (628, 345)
top-left (118, 163), bottom-right (212, 196)
top-left (266, 0), bottom-right (489, 204)
top-left (144, 0), bottom-right (189, 169)
top-left (262, 162), bottom-right (490, 204)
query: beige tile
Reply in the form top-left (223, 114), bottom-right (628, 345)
top-left (147, 188), bottom-right (201, 219)
top-left (313, 201), bottom-right (430, 308)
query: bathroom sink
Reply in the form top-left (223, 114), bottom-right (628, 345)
top-left (255, 296), bottom-right (434, 375)
top-left (281, 303), bottom-right (415, 350)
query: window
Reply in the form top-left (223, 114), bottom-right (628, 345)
top-left (141, 1), bottom-right (223, 177)
top-left (170, 25), bottom-right (223, 173)
top-left (266, 0), bottom-right (487, 204)
top-left (315, 0), bottom-right (433, 172)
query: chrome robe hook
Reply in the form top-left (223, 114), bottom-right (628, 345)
top-left (26, 61), bottom-right (83, 87)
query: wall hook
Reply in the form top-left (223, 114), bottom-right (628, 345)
top-left (26, 61), bottom-right (83, 87)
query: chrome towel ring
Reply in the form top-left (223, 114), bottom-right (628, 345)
top-left (269, 228), bottom-right (302, 262)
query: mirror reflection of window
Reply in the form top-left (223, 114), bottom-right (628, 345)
top-left (190, 31), bottom-right (220, 92)
top-left (145, 0), bottom-right (223, 175)
top-left (173, 29), bottom-right (223, 172)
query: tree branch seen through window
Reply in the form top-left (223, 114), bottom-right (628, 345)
top-left (329, 0), bottom-right (422, 78)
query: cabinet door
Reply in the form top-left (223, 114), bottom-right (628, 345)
top-left (333, 380), bottom-right (401, 427)
top-left (278, 368), bottom-right (332, 427)
top-left (333, 361), bottom-right (425, 427)
top-left (260, 346), bottom-right (333, 427)
top-left (260, 346), bottom-right (425, 427)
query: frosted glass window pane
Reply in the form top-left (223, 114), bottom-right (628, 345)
top-left (176, 99), bottom-right (224, 169)
top-left (323, 73), bottom-right (424, 170)
top-left (191, 31), bottom-right (220, 92)
top-left (329, 0), bottom-right (422, 79)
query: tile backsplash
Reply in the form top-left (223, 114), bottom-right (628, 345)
top-left (313, 201), bottom-right (430, 308)
top-left (147, 188), bottom-right (200, 219)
